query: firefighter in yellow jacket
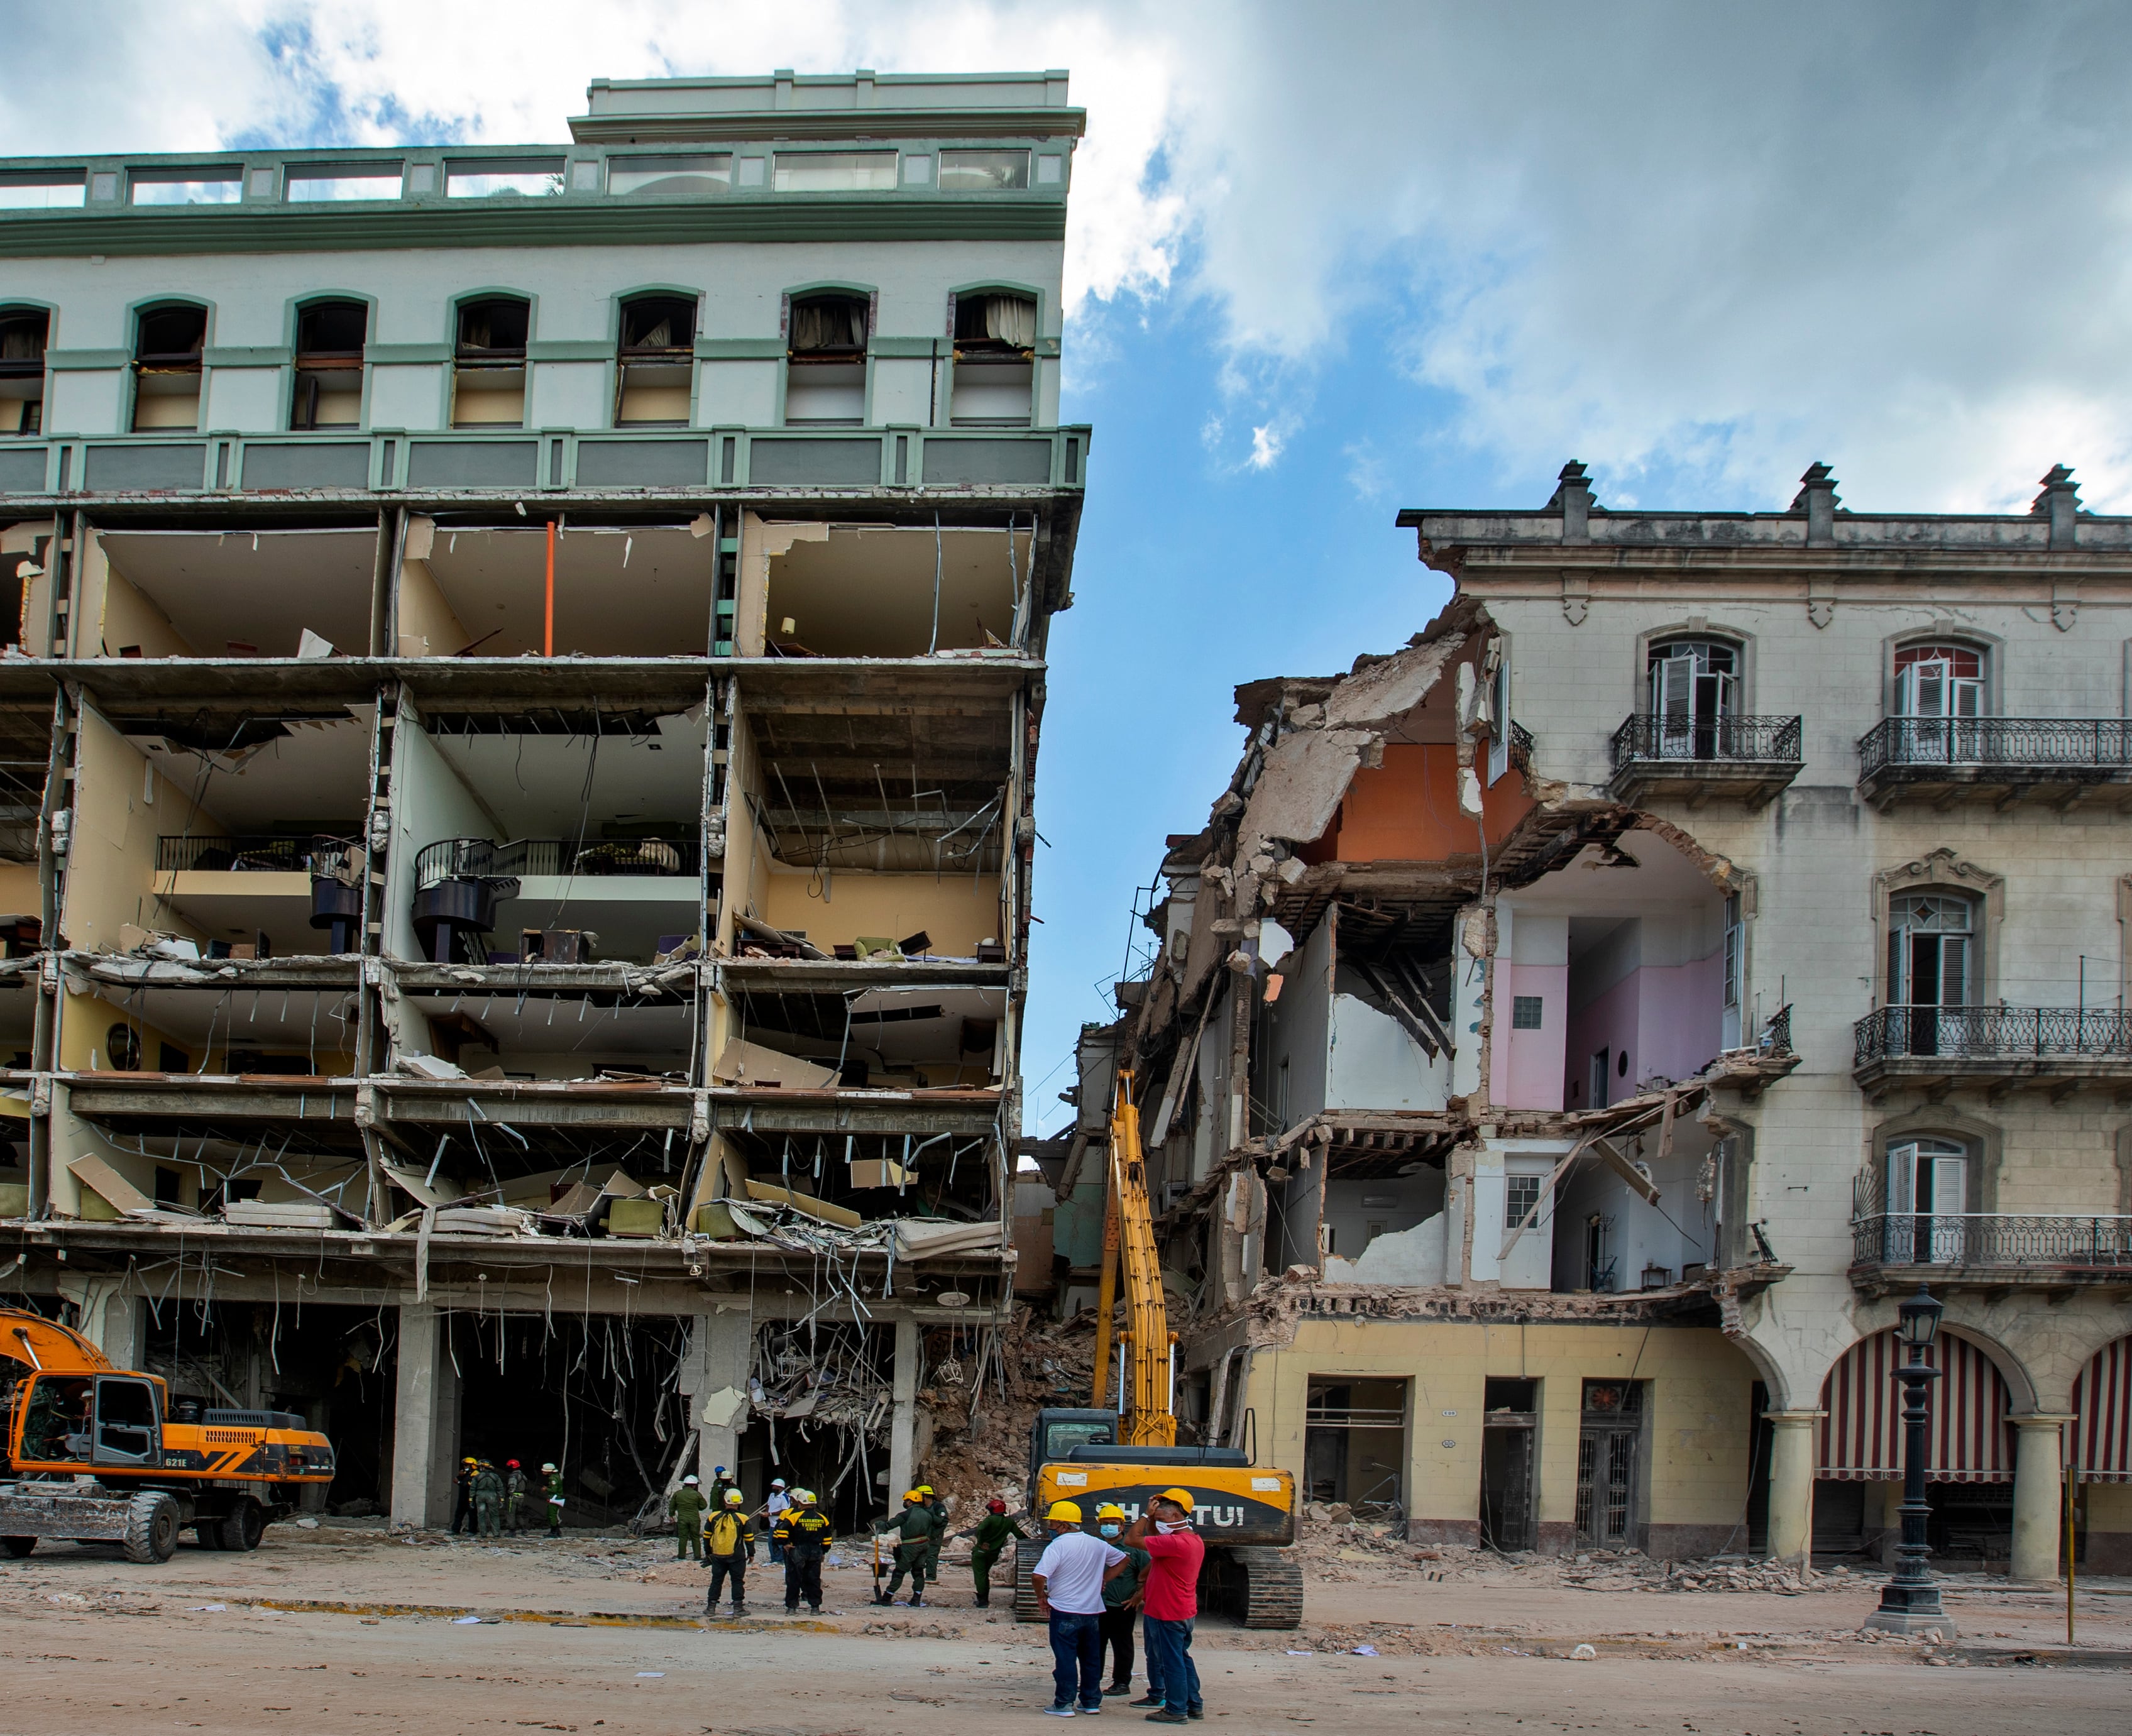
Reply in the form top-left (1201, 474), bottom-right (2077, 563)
top-left (705, 1488), bottom-right (755, 1617)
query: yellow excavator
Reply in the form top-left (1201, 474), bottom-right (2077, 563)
top-left (1014, 1072), bottom-right (1302, 1627)
top-left (1, 1304), bottom-right (336, 1561)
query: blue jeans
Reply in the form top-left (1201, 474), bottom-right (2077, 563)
top-left (1142, 1616), bottom-right (1200, 1715)
top-left (1047, 1609), bottom-right (1104, 1709)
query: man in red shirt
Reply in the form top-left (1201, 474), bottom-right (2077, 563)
top-left (1123, 1488), bottom-right (1204, 1723)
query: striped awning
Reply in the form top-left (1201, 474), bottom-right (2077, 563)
top-left (2071, 1337), bottom-right (2132, 1483)
top-left (1818, 1329), bottom-right (2013, 1483)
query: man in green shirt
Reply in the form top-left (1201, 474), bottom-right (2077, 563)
top-left (963, 1497), bottom-right (1028, 1608)
top-left (669, 1473), bottom-right (709, 1561)
top-left (503, 1460), bottom-right (530, 1535)
top-left (871, 1488), bottom-right (935, 1606)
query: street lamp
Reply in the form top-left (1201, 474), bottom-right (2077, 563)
top-left (1867, 1284), bottom-right (1955, 1637)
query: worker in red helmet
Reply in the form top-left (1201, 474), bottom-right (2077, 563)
top-left (960, 1495), bottom-right (1028, 1609)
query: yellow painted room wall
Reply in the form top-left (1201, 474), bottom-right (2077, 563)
top-left (61, 707), bottom-right (213, 950)
top-left (1239, 1319), bottom-right (1759, 1554)
top-left (56, 986), bottom-right (355, 1076)
top-left (761, 867), bottom-right (1003, 957)
top-left (0, 860), bottom-right (38, 914)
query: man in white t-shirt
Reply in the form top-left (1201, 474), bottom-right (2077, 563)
top-left (759, 1478), bottom-right (792, 1564)
top-left (1031, 1500), bottom-right (1128, 1716)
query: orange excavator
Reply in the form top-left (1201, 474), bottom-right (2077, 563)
top-left (1, 1304), bottom-right (336, 1561)
top-left (1013, 1072), bottom-right (1303, 1627)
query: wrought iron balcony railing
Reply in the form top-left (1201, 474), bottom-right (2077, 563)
top-left (1610, 713), bottom-right (1803, 772)
top-left (157, 833), bottom-right (361, 876)
top-left (1858, 716), bottom-right (2132, 780)
top-left (1854, 1004), bottom-right (2132, 1066)
top-left (1507, 720), bottom-right (1535, 769)
top-left (415, 836), bottom-right (698, 891)
top-left (1853, 1212), bottom-right (2132, 1268)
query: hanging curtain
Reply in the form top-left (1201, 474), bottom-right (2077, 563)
top-left (791, 300), bottom-right (866, 351)
top-left (983, 294), bottom-right (1036, 348)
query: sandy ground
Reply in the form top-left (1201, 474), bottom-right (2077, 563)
top-left (3, 1520), bottom-right (2129, 1735)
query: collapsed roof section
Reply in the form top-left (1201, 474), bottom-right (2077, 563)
top-left (1080, 597), bottom-right (1794, 1334)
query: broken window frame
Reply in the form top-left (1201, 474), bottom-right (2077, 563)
top-left (613, 293), bottom-right (699, 427)
top-left (607, 155), bottom-right (734, 197)
top-left (0, 305), bottom-right (48, 437)
top-left (451, 295), bottom-right (532, 429)
top-left (129, 302), bottom-right (208, 432)
top-left (128, 168), bottom-right (241, 206)
top-left (937, 148), bottom-right (1031, 193)
top-left (0, 170), bottom-right (85, 211)
top-left (289, 298), bottom-right (369, 432)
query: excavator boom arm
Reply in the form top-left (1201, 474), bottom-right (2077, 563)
top-left (2, 1304), bottom-right (117, 1376)
top-left (1090, 1073), bottom-right (1174, 1447)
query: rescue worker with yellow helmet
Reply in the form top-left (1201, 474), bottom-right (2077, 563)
top-left (870, 1486), bottom-right (935, 1606)
top-left (771, 1486), bottom-right (834, 1613)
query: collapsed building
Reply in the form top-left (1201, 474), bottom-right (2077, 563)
top-left (1052, 463), bottom-right (2132, 1575)
top-left (0, 69), bottom-right (1086, 1534)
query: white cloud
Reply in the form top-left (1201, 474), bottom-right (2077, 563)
top-left (1246, 421), bottom-right (1285, 470)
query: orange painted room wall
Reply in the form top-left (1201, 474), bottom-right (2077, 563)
top-left (1329, 742), bottom-right (1532, 862)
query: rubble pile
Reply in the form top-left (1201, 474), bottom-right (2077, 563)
top-left (916, 1304), bottom-right (1099, 1515)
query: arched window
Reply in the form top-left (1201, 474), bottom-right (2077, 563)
top-left (1893, 642), bottom-right (1984, 719)
top-left (784, 291), bottom-right (869, 426)
top-left (1879, 1135), bottom-right (1969, 1261)
top-left (131, 302), bottom-right (206, 432)
top-left (291, 299), bottom-right (368, 431)
top-left (948, 288), bottom-right (1036, 427)
top-left (615, 294), bottom-right (696, 426)
top-left (1885, 891), bottom-right (1977, 1058)
top-left (1646, 638), bottom-right (1737, 759)
top-left (0, 307), bottom-right (48, 436)
top-left (452, 295), bottom-right (529, 427)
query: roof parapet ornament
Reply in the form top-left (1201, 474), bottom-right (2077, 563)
top-left (1791, 462), bottom-right (1840, 549)
top-left (1546, 461), bottom-right (1595, 545)
top-left (2032, 463), bottom-right (2080, 552)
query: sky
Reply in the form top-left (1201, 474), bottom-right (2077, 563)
top-left (9, 1), bottom-right (2132, 1134)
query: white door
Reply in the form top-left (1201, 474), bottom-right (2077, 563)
top-left (1884, 1139), bottom-right (1967, 1262)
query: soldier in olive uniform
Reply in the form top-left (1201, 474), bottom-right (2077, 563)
top-left (964, 1497), bottom-right (1028, 1608)
top-left (472, 1460), bottom-right (505, 1538)
top-left (669, 1473), bottom-right (709, 1561)
top-left (542, 1461), bottom-right (566, 1537)
top-left (503, 1459), bottom-right (530, 1535)
top-left (871, 1488), bottom-right (935, 1606)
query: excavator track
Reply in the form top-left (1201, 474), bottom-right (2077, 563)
top-left (1208, 1545), bottom-right (1304, 1629)
top-left (1010, 1538), bottom-right (1043, 1622)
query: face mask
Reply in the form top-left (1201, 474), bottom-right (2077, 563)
top-left (1156, 1519), bottom-right (1191, 1532)
top-left (1099, 1524), bottom-right (1120, 1537)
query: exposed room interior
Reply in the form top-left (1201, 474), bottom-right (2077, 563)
top-left (67, 702), bottom-right (375, 957)
top-left (712, 1123), bottom-right (1001, 1222)
top-left (88, 526), bottom-right (378, 659)
top-left (718, 980), bottom-right (1006, 1090)
top-left (398, 986), bottom-right (696, 1081)
top-left (749, 519), bottom-right (1035, 657)
top-left (1492, 828), bottom-right (1730, 1115)
top-left (60, 979), bottom-right (360, 1077)
top-left (726, 688), bottom-right (1008, 960)
top-left (390, 705), bottom-right (707, 965)
top-left (400, 518), bottom-right (715, 659)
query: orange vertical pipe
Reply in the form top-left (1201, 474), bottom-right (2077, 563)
top-left (543, 519), bottom-right (555, 657)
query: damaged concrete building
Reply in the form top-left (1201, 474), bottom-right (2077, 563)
top-left (1066, 461), bottom-right (2132, 1579)
top-left (0, 70), bottom-right (1084, 1533)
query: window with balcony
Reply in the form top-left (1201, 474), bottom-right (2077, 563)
top-left (1878, 1136), bottom-right (1969, 1263)
top-left (0, 307), bottom-right (47, 436)
top-left (290, 299), bottom-right (366, 431)
top-left (1886, 891), bottom-right (1974, 1055)
top-left (1647, 638), bottom-right (1737, 758)
top-left (615, 294), bottom-right (696, 426)
top-left (784, 292), bottom-right (869, 426)
top-left (1894, 643), bottom-right (1984, 720)
top-left (451, 297), bottom-right (529, 427)
top-left (948, 290), bottom-right (1036, 427)
top-left (130, 303), bottom-right (206, 431)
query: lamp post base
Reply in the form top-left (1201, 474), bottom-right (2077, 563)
top-left (1865, 1586), bottom-right (1956, 1639)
